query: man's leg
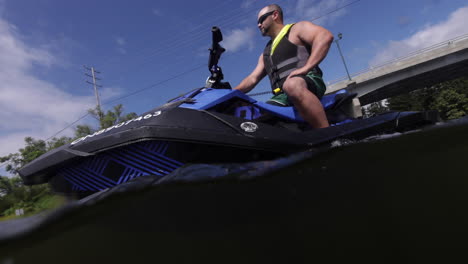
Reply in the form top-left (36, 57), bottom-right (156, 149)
top-left (282, 77), bottom-right (329, 128)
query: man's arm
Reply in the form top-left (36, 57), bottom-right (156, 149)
top-left (288, 21), bottom-right (334, 77)
top-left (234, 54), bottom-right (267, 93)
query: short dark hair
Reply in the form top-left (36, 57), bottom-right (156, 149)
top-left (267, 4), bottom-right (283, 22)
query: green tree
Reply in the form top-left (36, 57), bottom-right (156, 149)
top-left (387, 77), bottom-right (468, 120)
top-left (88, 104), bottom-right (137, 130)
top-left (0, 103), bottom-right (137, 217)
top-left (0, 104), bottom-right (137, 174)
top-left (47, 136), bottom-right (73, 150)
top-left (0, 136), bottom-right (71, 217)
top-left (431, 85), bottom-right (468, 120)
top-left (0, 176), bottom-right (22, 196)
top-left (75, 104), bottom-right (137, 138)
top-left (75, 124), bottom-right (94, 138)
top-left (0, 176), bottom-right (51, 216)
top-left (0, 136), bottom-right (71, 174)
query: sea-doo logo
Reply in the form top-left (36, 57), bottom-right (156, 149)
top-left (240, 122), bottom-right (258, 133)
top-left (71, 111), bottom-right (162, 145)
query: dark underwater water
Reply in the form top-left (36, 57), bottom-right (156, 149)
top-left (1, 117), bottom-right (468, 263)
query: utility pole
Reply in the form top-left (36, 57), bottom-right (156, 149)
top-left (84, 66), bottom-right (103, 121)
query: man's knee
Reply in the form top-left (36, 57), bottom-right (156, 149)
top-left (282, 77), bottom-right (307, 96)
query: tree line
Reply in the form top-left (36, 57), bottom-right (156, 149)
top-left (0, 105), bottom-right (137, 219)
top-left (363, 77), bottom-right (468, 119)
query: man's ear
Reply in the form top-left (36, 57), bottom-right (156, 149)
top-left (273, 10), bottom-right (279, 20)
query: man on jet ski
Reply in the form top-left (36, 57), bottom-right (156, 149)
top-left (234, 4), bottom-right (333, 128)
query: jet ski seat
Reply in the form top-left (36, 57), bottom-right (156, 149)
top-left (241, 89), bottom-right (357, 123)
top-left (179, 88), bottom-right (357, 124)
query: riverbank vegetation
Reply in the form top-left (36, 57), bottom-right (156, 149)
top-left (0, 105), bottom-right (136, 220)
top-left (363, 77), bottom-right (468, 119)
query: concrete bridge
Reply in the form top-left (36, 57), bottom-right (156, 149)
top-left (326, 34), bottom-right (468, 108)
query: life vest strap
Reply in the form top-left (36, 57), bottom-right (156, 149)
top-left (271, 24), bottom-right (294, 55)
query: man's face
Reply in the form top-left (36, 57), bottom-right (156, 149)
top-left (257, 8), bottom-right (275, 36)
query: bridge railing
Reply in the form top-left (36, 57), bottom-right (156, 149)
top-left (327, 33), bottom-right (468, 86)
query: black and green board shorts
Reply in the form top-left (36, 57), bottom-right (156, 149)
top-left (266, 71), bottom-right (327, 106)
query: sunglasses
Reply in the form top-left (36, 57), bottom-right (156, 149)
top-left (257, 10), bottom-right (276, 25)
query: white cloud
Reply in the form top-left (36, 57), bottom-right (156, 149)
top-left (99, 86), bottom-right (124, 102)
top-left (116, 47), bottom-right (127, 55)
top-left (241, 0), bottom-right (256, 9)
top-left (152, 8), bottom-right (162, 16)
top-left (293, 0), bottom-right (348, 26)
top-left (0, 23), bottom-right (55, 73)
top-left (223, 27), bottom-right (256, 53)
top-left (370, 6), bottom-right (468, 66)
top-left (115, 36), bottom-right (126, 46)
top-left (0, 18), bottom-right (97, 158)
top-left (115, 36), bottom-right (127, 54)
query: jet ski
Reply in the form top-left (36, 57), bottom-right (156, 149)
top-left (18, 27), bottom-right (438, 197)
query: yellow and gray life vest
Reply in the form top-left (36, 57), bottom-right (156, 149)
top-left (263, 24), bottom-right (322, 95)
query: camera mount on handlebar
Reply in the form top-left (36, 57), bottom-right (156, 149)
top-left (206, 26), bottom-right (231, 89)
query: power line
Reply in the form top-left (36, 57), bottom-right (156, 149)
top-left (102, 64), bottom-right (206, 106)
top-left (122, 0), bottom-right (354, 67)
top-left (248, 90), bottom-right (273, 97)
top-left (102, 49), bottom-right (243, 106)
top-left (102, 0), bottom-right (297, 81)
top-left (40, 63), bottom-right (208, 143)
top-left (45, 112), bottom-right (91, 142)
top-left (105, 0), bottom-right (362, 87)
top-left (104, 2), bottom-right (268, 83)
top-left (96, 0), bottom-right (245, 70)
top-left (310, 0), bottom-right (362, 22)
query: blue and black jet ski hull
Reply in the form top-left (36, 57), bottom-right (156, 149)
top-left (18, 88), bottom-right (438, 196)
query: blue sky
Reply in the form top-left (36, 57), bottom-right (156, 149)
top-left (1, 0), bottom-right (468, 175)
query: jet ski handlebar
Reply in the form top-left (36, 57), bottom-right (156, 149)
top-left (208, 27), bottom-right (224, 72)
top-left (206, 26), bottom-right (231, 89)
